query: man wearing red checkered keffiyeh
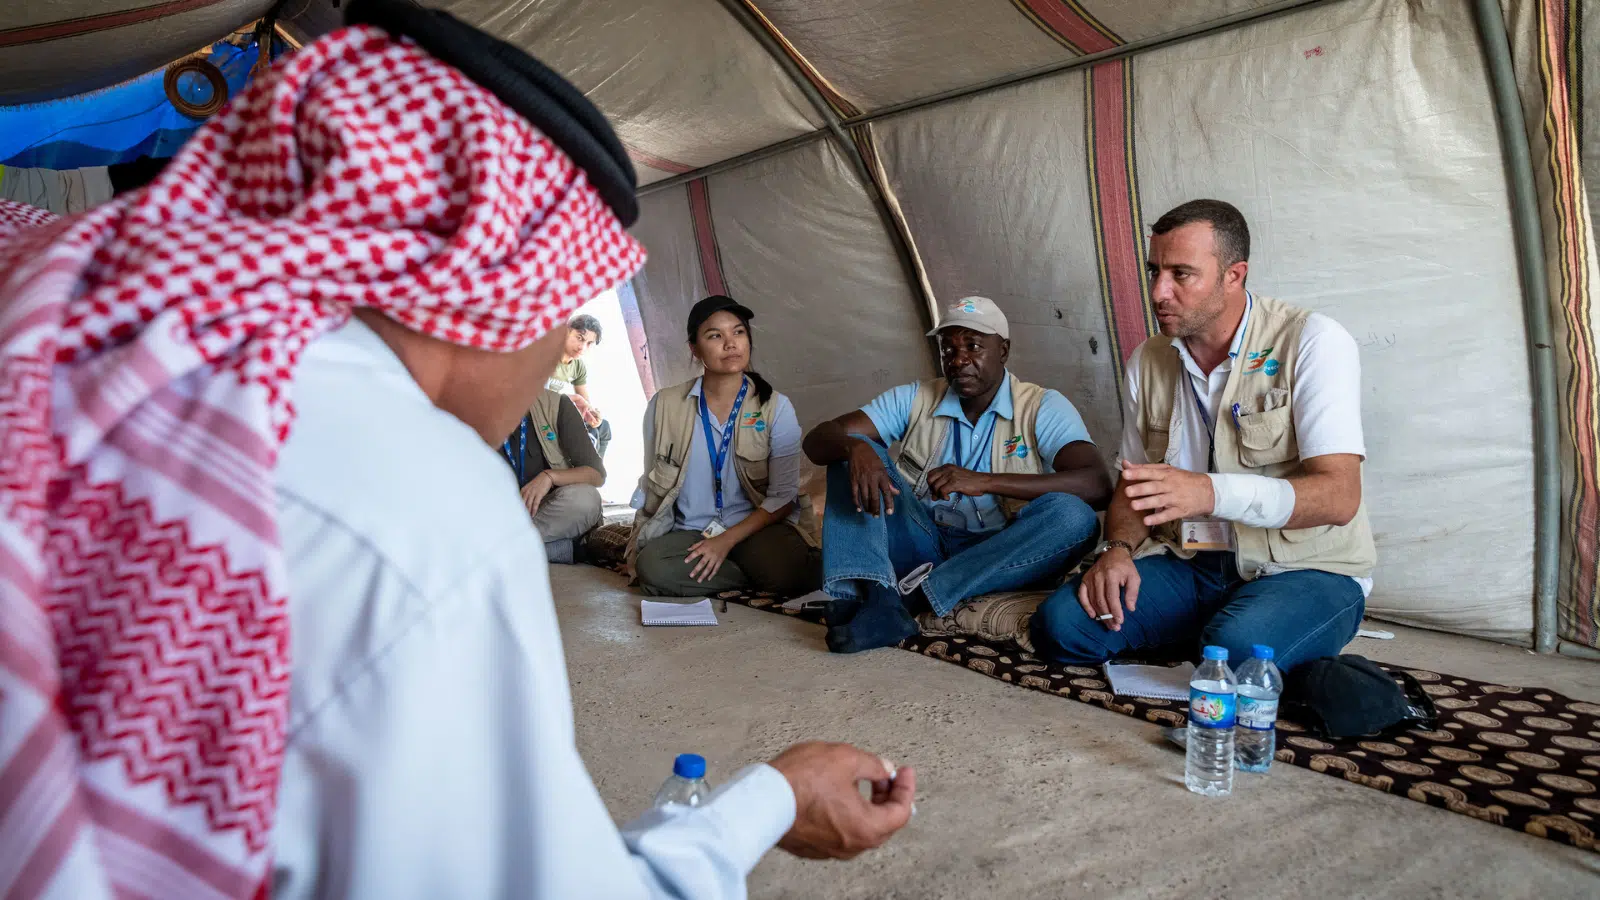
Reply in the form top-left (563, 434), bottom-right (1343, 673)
top-left (0, 10), bottom-right (912, 900)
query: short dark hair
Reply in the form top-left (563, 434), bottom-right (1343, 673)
top-left (568, 314), bottom-right (603, 344)
top-left (1151, 199), bottom-right (1250, 269)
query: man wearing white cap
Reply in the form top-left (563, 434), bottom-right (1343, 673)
top-left (803, 297), bottom-right (1113, 652)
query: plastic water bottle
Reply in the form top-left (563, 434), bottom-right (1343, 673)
top-left (1235, 644), bottom-right (1284, 773)
top-left (1185, 645), bottom-right (1237, 796)
top-left (652, 754), bottom-right (712, 809)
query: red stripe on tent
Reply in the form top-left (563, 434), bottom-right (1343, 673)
top-left (1087, 59), bottom-right (1152, 369)
top-left (616, 282), bottom-right (656, 399)
top-left (1537, 0), bottom-right (1600, 645)
top-left (0, 0), bottom-right (233, 48)
top-left (686, 178), bottom-right (728, 297)
top-left (625, 145), bottom-right (694, 176)
top-left (1013, 0), bottom-right (1120, 54)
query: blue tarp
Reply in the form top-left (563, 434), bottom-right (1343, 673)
top-left (0, 42), bottom-right (268, 170)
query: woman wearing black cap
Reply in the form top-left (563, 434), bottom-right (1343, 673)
top-left (627, 295), bottom-right (821, 597)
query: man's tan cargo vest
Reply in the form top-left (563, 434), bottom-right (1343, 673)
top-left (627, 376), bottom-right (820, 563)
top-left (526, 389), bottom-right (570, 471)
top-left (1134, 294), bottom-right (1375, 580)
top-left (893, 373), bottom-right (1048, 520)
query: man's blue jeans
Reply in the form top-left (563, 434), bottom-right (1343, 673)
top-left (822, 443), bottom-right (1099, 616)
top-left (1029, 550), bottom-right (1366, 673)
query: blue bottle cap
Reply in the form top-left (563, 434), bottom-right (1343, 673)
top-left (673, 753), bottom-right (706, 779)
top-left (1202, 645), bottom-right (1229, 661)
top-left (1252, 644), bottom-right (1275, 660)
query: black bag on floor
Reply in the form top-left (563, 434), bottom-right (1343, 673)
top-left (1280, 654), bottom-right (1438, 739)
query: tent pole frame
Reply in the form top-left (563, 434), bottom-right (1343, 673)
top-left (711, 0), bottom-right (939, 340)
top-left (643, 0), bottom-right (1346, 197)
top-left (1470, 0), bottom-right (1562, 654)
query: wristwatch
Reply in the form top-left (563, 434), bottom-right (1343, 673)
top-left (1093, 539), bottom-right (1134, 559)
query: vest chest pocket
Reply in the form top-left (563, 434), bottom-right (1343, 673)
top-left (643, 459), bottom-right (681, 515)
top-left (1235, 404), bottom-right (1297, 469)
top-left (735, 448), bottom-right (769, 488)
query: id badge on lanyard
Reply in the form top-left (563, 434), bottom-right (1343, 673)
top-left (700, 379), bottom-right (749, 538)
top-left (1181, 375), bottom-right (1232, 552)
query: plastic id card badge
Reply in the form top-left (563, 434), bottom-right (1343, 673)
top-left (701, 520), bottom-right (727, 539)
top-left (1180, 518), bottom-right (1232, 551)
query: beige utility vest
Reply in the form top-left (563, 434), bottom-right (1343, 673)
top-left (894, 374), bottom-right (1048, 520)
top-left (1134, 294), bottom-right (1376, 579)
top-left (526, 389), bottom-right (570, 470)
top-left (628, 376), bottom-right (820, 561)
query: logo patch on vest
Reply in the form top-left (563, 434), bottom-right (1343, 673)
top-left (542, 427), bottom-right (558, 442)
top-left (1246, 346), bottom-right (1279, 376)
top-left (1003, 436), bottom-right (1029, 460)
top-left (740, 410), bottom-right (766, 432)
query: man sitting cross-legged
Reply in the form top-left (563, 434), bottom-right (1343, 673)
top-left (802, 297), bottom-right (1112, 654)
top-left (1029, 199), bottom-right (1374, 674)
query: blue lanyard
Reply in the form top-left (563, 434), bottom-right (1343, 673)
top-left (1186, 375), bottom-right (1217, 473)
top-left (945, 416), bottom-right (993, 528)
top-left (501, 418), bottom-right (529, 485)
top-left (699, 378), bottom-right (749, 521)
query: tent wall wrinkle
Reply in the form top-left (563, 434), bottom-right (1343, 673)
top-left (631, 139), bottom-right (935, 429)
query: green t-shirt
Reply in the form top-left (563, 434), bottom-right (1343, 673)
top-left (548, 357), bottom-right (588, 393)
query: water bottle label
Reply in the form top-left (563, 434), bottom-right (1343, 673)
top-left (1189, 688), bottom-right (1236, 729)
top-left (1238, 696), bottom-right (1278, 731)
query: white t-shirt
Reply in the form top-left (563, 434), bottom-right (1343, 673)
top-left (271, 320), bottom-right (794, 899)
top-left (1120, 298), bottom-right (1371, 595)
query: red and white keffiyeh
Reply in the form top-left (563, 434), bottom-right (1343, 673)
top-left (0, 27), bottom-right (643, 899)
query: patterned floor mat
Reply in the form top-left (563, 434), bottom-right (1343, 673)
top-left (694, 586), bottom-right (1600, 854)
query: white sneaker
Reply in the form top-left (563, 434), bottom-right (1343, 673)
top-left (897, 562), bottom-right (934, 596)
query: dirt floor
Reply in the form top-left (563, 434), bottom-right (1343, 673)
top-left (551, 564), bottom-right (1600, 899)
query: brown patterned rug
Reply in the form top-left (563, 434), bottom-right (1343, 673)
top-left (696, 585), bottom-right (1600, 855)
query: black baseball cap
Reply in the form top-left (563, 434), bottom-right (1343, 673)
top-left (686, 295), bottom-right (755, 341)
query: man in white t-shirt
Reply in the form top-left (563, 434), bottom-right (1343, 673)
top-left (1031, 199), bottom-right (1376, 674)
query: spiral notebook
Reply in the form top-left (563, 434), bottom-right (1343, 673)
top-left (1101, 662), bottom-right (1195, 701)
top-left (640, 598), bottom-right (720, 627)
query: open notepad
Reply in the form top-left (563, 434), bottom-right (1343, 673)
top-left (640, 598), bottom-right (720, 627)
top-left (1102, 662), bottom-right (1196, 701)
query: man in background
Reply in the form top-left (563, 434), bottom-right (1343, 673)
top-left (551, 313), bottom-right (613, 458)
top-left (504, 389), bottom-right (607, 563)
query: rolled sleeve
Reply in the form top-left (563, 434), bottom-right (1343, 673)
top-left (1120, 345), bottom-right (1148, 465)
top-left (760, 396), bottom-right (802, 512)
top-left (859, 383), bottom-right (917, 446)
top-left (1293, 315), bottom-right (1366, 460)
top-left (1032, 389), bottom-right (1094, 470)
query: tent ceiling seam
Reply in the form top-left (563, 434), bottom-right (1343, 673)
top-left (640, 0), bottom-right (1349, 197)
top-left (711, 0), bottom-right (940, 345)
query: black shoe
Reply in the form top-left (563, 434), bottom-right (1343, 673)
top-left (825, 590), bottom-right (918, 654)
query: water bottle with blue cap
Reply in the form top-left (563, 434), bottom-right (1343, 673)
top-left (1235, 644), bottom-right (1284, 773)
top-left (652, 753), bottom-right (712, 809)
top-left (1186, 645), bottom-right (1237, 796)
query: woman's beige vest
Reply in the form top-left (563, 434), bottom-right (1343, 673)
top-left (1134, 294), bottom-right (1375, 579)
top-left (627, 377), bottom-right (819, 564)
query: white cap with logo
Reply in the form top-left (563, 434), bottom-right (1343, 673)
top-left (928, 296), bottom-right (1009, 341)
